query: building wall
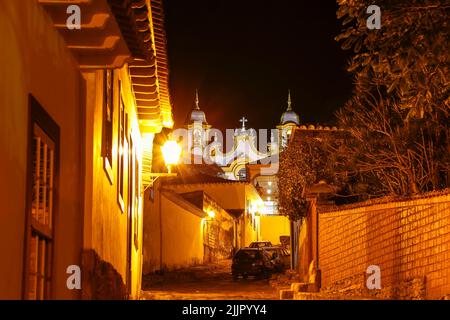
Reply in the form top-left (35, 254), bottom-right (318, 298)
top-left (161, 194), bottom-right (204, 270)
top-left (297, 202), bottom-right (316, 283)
top-left (167, 183), bottom-right (248, 209)
top-left (81, 67), bottom-right (143, 299)
top-left (260, 215), bottom-right (290, 245)
top-left (166, 183), bottom-right (262, 247)
top-left (318, 192), bottom-right (450, 299)
top-left (242, 184), bottom-right (262, 247)
top-left (143, 184), bottom-right (204, 273)
top-left (202, 196), bottom-right (235, 262)
top-left (0, 0), bottom-right (83, 299)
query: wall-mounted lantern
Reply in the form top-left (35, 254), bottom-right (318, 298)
top-left (145, 138), bottom-right (182, 190)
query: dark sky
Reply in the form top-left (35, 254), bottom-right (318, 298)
top-left (163, 0), bottom-right (354, 131)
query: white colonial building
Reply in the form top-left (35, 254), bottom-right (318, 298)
top-left (183, 90), bottom-right (300, 181)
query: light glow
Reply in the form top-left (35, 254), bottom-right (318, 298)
top-left (207, 210), bottom-right (215, 219)
top-left (161, 140), bottom-right (182, 167)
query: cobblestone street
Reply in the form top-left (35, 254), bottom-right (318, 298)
top-left (141, 260), bottom-right (278, 300)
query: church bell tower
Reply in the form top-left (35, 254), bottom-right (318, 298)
top-left (277, 90), bottom-right (300, 149)
top-left (185, 90), bottom-right (212, 157)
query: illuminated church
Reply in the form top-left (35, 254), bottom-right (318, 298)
top-left (185, 90), bottom-right (300, 181)
top-left (277, 90), bottom-right (300, 149)
top-left (185, 89), bottom-right (212, 157)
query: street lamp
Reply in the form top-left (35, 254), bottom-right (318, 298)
top-left (161, 140), bottom-right (182, 174)
top-left (207, 210), bottom-right (215, 219)
top-left (145, 138), bottom-right (182, 190)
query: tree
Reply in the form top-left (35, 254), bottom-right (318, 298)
top-left (336, 0), bottom-right (449, 120)
top-left (279, 1), bottom-right (449, 206)
top-left (334, 0), bottom-right (450, 196)
top-left (278, 131), bottom-right (349, 220)
top-left (337, 94), bottom-right (449, 196)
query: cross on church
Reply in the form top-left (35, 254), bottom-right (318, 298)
top-left (240, 117), bottom-right (248, 130)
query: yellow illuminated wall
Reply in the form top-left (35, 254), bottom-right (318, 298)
top-left (142, 183), bottom-right (205, 273)
top-left (82, 65), bottom-right (144, 299)
top-left (260, 215), bottom-right (290, 245)
top-left (164, 182), bottom-right (262, 248)
top-left (0, 0), bottom-right (83, 299)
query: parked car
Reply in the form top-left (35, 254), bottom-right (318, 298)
top-left (262, 246), bottom-right (290, 272)
top-left (248, 241), bottom-right (273, 248)
top-left (231, 248), bottom-right (275, 280)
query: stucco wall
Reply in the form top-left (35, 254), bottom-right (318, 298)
top-left (82, 66), bottom-right (143, 299)
top-left (161, 194), bottom-right (204, 270)
top-left (297, 210), bottom-right (314, 282)
top-left (165, 182), bottom-right (262, 247)
top-left (260, 215), bottom-right (290, 245)
top-left (166, 183), bottom-right (248, 209)
top-left (242, 214), bottom-right (259, 247)
top-left (143, 183), bottom-right (204, 273)
top-left (0, 0), bottom-right (83, 299)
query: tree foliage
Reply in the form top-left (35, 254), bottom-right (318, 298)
top-left (278, 133), bottom-right (349, 220)
top-left (334, 0), bottom-right (450, 196)
top-left (337, 94), bottom-right (449, 195)
top-left (278, 1), bottom-right (449, 216)
top-left (336, 0), bottom-right (449, 120)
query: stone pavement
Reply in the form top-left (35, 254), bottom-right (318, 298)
top-left (141, 259), bottom-right (277, 300)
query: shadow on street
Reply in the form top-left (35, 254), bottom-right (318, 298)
top-left (141, 259), bottom-right (278, 300)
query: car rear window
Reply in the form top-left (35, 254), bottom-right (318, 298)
top-left (235, 250), bottom-right (261, 260)
top-left (250, 242), bottom-right (272, 248)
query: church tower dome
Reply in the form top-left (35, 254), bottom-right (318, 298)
top-left (280, 90), bottom-right (300, 125)
top-left (187, 89), bottom-right (208, 125)
top-left (185, 90), bottom-right (211, 159)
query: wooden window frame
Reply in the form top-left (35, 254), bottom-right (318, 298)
top-left (23, 95), bottom-right (60, 300)
top-left (117, 81), bottom-right (126, 213)
top-left (133, 147), bottom-right (140, 250)
top-left (102, 69), bottom-right (114, 185)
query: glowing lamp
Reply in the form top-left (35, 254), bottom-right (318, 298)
top-left (161, 140), bottom-right (182, 173)
top-left (207, 210), bottom-right (215, 219)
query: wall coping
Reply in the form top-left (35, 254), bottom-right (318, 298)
top-left (318, 189), bottom-right (450, 214)
top-left (161, 189), bottom-right (207, 218)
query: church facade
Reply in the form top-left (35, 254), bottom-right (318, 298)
top-left (180, 90), bottom-right (300, 221)
top-left (184, 90), bottom-right (300, 182)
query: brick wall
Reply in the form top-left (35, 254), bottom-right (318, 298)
top-left (318, 191), bottom-right (450, 299)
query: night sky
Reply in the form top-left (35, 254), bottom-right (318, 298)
top-left (163, 0), bottom-right (354, 132)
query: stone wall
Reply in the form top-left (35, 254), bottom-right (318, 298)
top-left (318, 191), bottom-right (450, 300)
